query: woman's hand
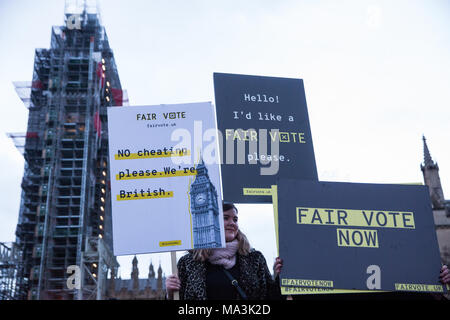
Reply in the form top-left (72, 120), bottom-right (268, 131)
top-left (165, 274), bottom-right (181, 299)
top-left (273, 257), bottom-right (283, 278)
top-left (440, 265), bottom-right (450, 285)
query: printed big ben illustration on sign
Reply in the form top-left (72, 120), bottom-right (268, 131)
top-left (190, 158), bottom-right (222, 249)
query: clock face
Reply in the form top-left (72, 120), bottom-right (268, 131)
top-left (195, 193), bottom-right (206, 205)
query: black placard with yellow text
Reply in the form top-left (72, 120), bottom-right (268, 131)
top-left (278, 179), bottom-right (447, 294)
top-left (213, 73), bottom-right (318, 203)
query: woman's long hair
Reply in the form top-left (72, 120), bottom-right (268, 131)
top-left (192, 203), bottom-right (251, 262)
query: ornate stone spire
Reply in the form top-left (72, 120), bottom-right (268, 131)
top-left (148, 260), bottom-right (155, 279)
top-left (157, 262), bottom-right (163, 291)
top-left (131, 255), bottom-right (139, 291)
top-left (421, 135), bottom-right (445, 209)
top-left (422, 135), bottom-right (436, 169)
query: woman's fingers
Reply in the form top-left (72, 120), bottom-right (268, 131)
top-left (166, 274), bottom-right (181, 291)
top-left (440, 265), bottom-right (450, 284)
top-left (274, 257), bottom-right (284, 275)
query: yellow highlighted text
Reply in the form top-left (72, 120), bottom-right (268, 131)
top-left (115, 148), bottom-right (190, 160)
top-left (337, 228), bottom-right (379, 248)
top-left (116, 189), bottom-right (173, 201)
top-left (395, 283), bottom-right (443, 293)
top-left (296, 207), bottom-right (415, 229)
top-left (116, 168), bottom-right (196, 181)
top-left (281, 278), bottom-right (334, 288)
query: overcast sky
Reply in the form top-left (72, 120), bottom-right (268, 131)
top-left (1, 0), bottom-right (449, 279)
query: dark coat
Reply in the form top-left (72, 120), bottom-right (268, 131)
top-left (177, 249), bottom-right (282, 300)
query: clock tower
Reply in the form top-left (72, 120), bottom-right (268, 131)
top-left (190, 158), bottom-right (222, 249)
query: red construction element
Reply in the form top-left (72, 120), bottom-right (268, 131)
top-left (31, 80), bottom-right (43, 89)
top-left (26, 132), bottom-right (38, 138)
top-left (111, 88), bottom-right (123, 106)
top-left (96, 62), bottom-right (105, 88)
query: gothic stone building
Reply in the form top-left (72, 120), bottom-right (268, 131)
top-left (421, 136), bottom-right (450, 265)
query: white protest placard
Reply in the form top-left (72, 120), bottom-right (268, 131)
top-left (107, 102), bottom-right (225, 255)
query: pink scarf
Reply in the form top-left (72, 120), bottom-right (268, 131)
top-left (208, 239), bottom-right (239, 269)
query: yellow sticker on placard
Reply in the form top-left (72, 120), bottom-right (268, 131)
top-left (159, 240), bottom-right (182, 247)
top-left (243, 188), bottom-right (272, 196)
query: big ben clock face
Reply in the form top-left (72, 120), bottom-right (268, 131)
top-left (195, 193), bottom-right (207, 205)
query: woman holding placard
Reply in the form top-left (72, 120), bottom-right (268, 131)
top-left (166, 202), bottom-right (283, 300)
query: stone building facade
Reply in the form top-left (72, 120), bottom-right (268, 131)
top-left (107, 256), bottom-right (166, 300)
top-left (421, 136), bottom-right (450, 265)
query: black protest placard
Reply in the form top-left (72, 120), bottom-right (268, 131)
top-left (278, 179), bottom-right (446, 294)
top-left (213, 73), bottom-right (318, 203)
